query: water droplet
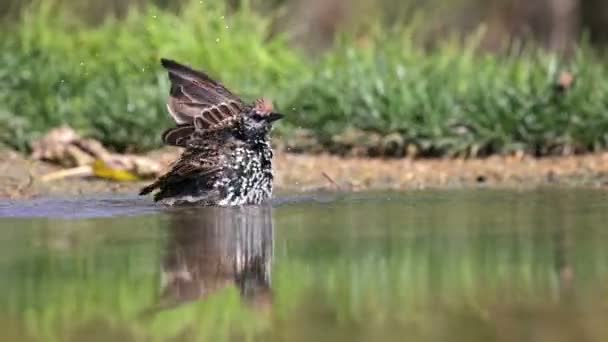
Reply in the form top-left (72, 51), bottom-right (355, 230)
top-left (79, 62), bottom-right (85, 66)
top-left (225, 25), bottom-right (229, 29)
top-left (142, 67), bottom-right (145, 72)
top-left (216, 38), bottom-right (220, 43)
top-left (152, 15), bottom-right (157, 19)
top-left (396, 64), bottom-right (406, 79)
top-left (60, 79), bottom-right (65, 83)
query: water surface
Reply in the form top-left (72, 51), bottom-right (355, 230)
top-left (1, 189), bottom-right (607, 342)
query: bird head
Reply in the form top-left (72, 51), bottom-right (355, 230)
top-left (242, 98), bottom-right (284, 139)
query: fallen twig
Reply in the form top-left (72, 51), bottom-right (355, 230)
top-left (40, 166), bottom-right (93, 182)
top-left (322, 171), bottom-right (341, 190)
top-left (31, 127), bottom-right (162, 181)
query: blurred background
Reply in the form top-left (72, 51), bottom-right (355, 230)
top-left (2, 4), bottom-right (608, 341)
top-left (3, 0), bottom-right (608, 51)
top-left (1, 0), bottom-right (608, 157)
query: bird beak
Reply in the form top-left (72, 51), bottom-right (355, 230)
top-left (266, 112), bottom-right (284, 122)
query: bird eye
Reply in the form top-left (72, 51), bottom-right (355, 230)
top-left (249, 111), bottom-right (265, 122)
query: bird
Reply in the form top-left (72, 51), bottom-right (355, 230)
top-left (139, 58), bottom-right (283, 206)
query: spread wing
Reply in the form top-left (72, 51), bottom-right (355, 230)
top-left (139, 150), bottom-right (221, 198)
top-left (160, 58), bottom-right (245, 146)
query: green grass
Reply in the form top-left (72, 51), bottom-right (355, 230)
top-left (1, 0), bottom-right (608, 156)
top-left (0, 0), bottom-right (303, 152)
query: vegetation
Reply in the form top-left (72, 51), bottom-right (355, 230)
top-left (1, 0), bottom-right (608, 156)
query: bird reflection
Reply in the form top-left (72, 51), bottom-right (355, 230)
top-left (149, 205), bottom-right (274, 314)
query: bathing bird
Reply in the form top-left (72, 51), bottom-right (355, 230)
top-left (139, 59), bottom-right (283, 206)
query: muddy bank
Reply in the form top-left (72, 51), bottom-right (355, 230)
top-left (1, 148), bottom-right (608, 200)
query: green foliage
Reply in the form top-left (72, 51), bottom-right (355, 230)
top-left (289, 34), bottom-right (608, 156)
top-left (0, 0), bottom-right (302, 152)
top-left (1, 0), bottom-right (608, 156)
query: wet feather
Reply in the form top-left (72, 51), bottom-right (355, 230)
top-left (141, 58), bottom-right (283, 206)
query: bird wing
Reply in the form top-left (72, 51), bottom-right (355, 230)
top-left (139, 150), bottom-right (222, 196)
top-left (160, 58), bottom-right (245, 146)
top-left (161, 124), bottom-right (196, 148)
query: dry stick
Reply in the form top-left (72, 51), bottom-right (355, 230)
top-left (40, 165), bottom-right (93, 182)
top-left (321, 171), bottom-right (341, 190)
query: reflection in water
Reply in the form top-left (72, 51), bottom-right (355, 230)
top-left (554, 219), bottom-right (575, 299)
top-left (153, 205), bottom-right (274, 313)
top-left (2, 190), bottom-right (608, 341)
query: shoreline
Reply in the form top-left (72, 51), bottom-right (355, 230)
top-left (1, 149), bottom-right (607, 200)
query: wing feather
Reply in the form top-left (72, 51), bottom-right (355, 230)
top-left (162, 58), bottom-right (244, 125)
top-left (160, 58), bottom-right (245, 147)
top-left (162, 125), bottom-right (195, 147)
top-left (139, 152), bottom-right (221, 197)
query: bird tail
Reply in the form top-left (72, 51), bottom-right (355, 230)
top-left (139, 181), bottom-right (160, 196)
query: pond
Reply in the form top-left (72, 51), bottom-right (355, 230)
top-left (0, 189), bottom-right (607, 342)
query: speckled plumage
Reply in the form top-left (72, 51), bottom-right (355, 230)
top-left (139, 59), bottom-right (283, 206)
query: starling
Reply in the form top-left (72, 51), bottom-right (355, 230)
top-left (139, 59), bottom-right (283, 206)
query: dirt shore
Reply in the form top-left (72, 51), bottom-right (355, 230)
top-left (1, 148), bottom-right (608, 200)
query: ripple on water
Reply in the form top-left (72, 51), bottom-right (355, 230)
top-left (0, 195), bottom-right (161, 219)
top-left (0, 191), bottom-right (349, 219)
